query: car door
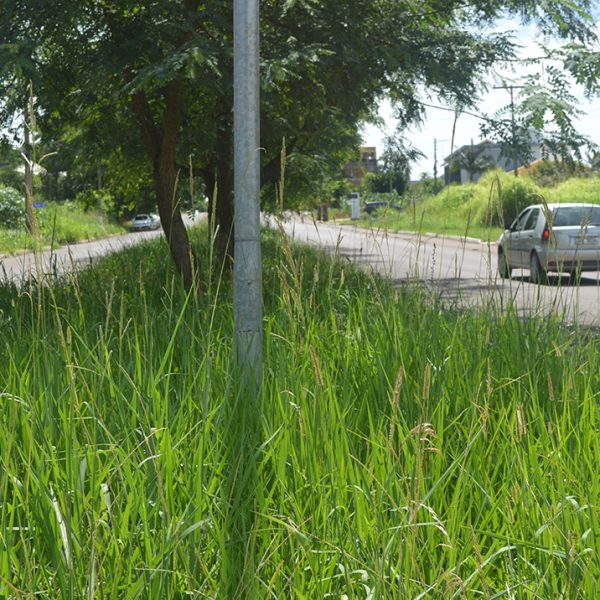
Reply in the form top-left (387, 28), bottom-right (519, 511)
top-left (504, 208), bottom-right (531, 267)
top-left (514, 208), bottom-right (541, 265)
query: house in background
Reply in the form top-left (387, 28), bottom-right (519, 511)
top-left (342, 146), bottom-right (378, 188)
top-left (443, 136), bottom-right (543, 185)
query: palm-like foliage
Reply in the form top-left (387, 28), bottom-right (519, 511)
top-left (451, 144), bottom-right (497, 182)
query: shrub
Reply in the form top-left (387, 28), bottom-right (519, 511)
top-left (0, 186), bottom-right (24, 229)
top-left (544, 176), bottom-right (600, 205)
top-left (528, 159), bottom-right (591, 187)
top-left (439, 183), bottom-right (475, 209)
top-left (475, 171), bottom-right (542, 227)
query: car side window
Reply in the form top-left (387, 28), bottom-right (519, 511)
top-left (524, 208), bottom-right (540, 231)
top-left (513, 209), bottom-right (531, 232)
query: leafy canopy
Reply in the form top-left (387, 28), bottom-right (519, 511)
top-left (0, 0), bottom-right (596, 209)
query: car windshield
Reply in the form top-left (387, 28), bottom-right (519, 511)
top-left (134, 215), bottom-right (148, 220)
top-left (552, 206), bottom-right (600, 227)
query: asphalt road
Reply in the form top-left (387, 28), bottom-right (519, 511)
top-left (4, 213), bottom-right (600, 325)
top-left (0, 213), bottom-right (203, 285)
top-left (277, 214), bottom-right (600, 326)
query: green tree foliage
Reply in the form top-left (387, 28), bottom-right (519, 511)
top-left (0, 185), bottom-right (24, 228)
top-left (527, 158), bottom-right (591, 186)
top-left (451, 144), bottom-right (497, 182)
top-left (366, 136), bottom-right (424, 197)
top-left (0, 0), bottom-right (596, 282)
top-left (481, 55), bottom-right (598, 168)
top-left (0, 141), bottom-right (23, 191)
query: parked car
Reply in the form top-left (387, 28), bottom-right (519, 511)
top-left (498, 203), bottom-right (600, 284)
top-left (364, 201), bottom-right (401, 215)
top-left (130, 213), bottom-right (160, 231)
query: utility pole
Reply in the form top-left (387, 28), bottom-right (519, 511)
top-left (433, 138), bottom-right (439, 193)
top-left (226, 4), bottom-right (262, 596)
top-left (233, 0), bottom-right (262, 386)
top-left (433, 138), bottom-right (449, 193)
top-left (494, 84), bottom-right (525, 177)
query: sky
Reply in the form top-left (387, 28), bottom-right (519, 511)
top-left (361, 17), bottom-right (600, 178)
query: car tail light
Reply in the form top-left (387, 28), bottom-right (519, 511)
top-left (542, 226), bottom-right (550, 242)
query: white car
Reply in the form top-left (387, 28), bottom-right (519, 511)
top-left (498, 203), bottom-right (600, 283)
top-left (130, 213), bottom-right (160, 231)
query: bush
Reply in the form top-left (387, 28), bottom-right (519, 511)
top-left (0, 186), bottom-right (24, 229)
top-left (528, 159), bottom-right (591, 187)
top-left (438, 183), bottom-right (475, 209)
top-left (475, 171), bottom-right (542, 227)
top-left (544, 176), bottom-right (600, 205)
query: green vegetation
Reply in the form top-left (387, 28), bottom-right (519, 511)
top-left (1, 228), bottom-right (597, 597)
top-left (0, 185), bottom-right (24, 229)
top-left (0, 201), bottom-right (125, 255)
top-left (2, 1), bottom-right (596, 279)
top-left (359, 172), bottom-right (600, 241)
top-left (544, 175), bottom-right (600, 204)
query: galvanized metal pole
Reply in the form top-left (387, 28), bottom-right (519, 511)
top-left (433, 138), bottom-right (438, 194)
top-left (233, 0), bottom-right (262, 387)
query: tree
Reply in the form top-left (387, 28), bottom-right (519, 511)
top-left (0, 0), bottom-right (596, 286)
top-left (368, 136), bottom-right (423, 198)
top-left (589, 151), bottom-right (600, 174)
top-left (452, 143), bottom-right (497, 182)
top-left (0, 140), bottom-right (22, 191)
top-left (480, 58), bottom-right (598, 171)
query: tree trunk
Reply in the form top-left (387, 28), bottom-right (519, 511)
top-left (153, 160), bottom-right (200, 291)
top-left (130, 81), bottom-right (200, 291)
top-left (215, 163), bottom-right (234, 267)
top-left (206, 130), bottom-right (235, 268)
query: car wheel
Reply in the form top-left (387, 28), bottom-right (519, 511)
top-left (498, 249), bottom-right (512, 279)
top-left (529, 252), bottom-right (547, 285)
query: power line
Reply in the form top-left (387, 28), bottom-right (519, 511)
top-left (415, 100), bottom-right (511, 125)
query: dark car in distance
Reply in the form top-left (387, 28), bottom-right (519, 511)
top-left (364, 201), bottom-right (401, 215)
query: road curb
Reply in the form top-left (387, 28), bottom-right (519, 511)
top-left (296, 218), bottom-right (494, 248)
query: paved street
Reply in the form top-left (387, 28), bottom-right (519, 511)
top-left (4, 213), bottom-right (600, 325)
top-left (0, 229), bottom-right (163, 284)
top-left (278, 215), bottom-right (600, 325)
top-left (0, 213), bottom-right (203, 285)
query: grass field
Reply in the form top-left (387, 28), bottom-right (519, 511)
top-left (358, 172), bottom-right (600, 242)
top-left (0, 203), bottom-right (125, 255)
top-left (0, 226), bottom-right (598, 597)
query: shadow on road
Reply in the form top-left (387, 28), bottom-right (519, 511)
top-left (510, 274), bottom-right (600, 287)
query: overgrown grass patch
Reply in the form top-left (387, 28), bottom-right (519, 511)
top-left (0, 226), bottom-right (598, 597)
top-left (361, 172), bottom-right (600, 242)
top-left (0, 202), bottom-right (124, 254)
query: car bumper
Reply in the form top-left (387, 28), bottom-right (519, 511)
top-left (540, 249), bottom-right (600, 272)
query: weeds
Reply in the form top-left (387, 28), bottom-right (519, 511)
top-left (360, 171), bottom-right (600, 243)
top-left (0, 226), bottom-right (597, 597)
top-left (0, 203), bottom-right (124, 255)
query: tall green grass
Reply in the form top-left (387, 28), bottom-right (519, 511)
top-left (0, 227), bottom-right (598, 597)
top-left (0, 203), bottom-right (124, 254)
top-left (364, 172), bottom-right (600, 242)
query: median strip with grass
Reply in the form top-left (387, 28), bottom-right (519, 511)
top-left (0, 227), bottom-right (597, 597)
